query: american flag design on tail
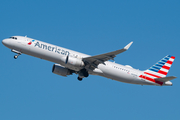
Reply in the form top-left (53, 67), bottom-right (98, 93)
top-left (139, 55), bottom-right (175, 85)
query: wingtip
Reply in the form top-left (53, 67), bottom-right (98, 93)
top-left (124, 41), bottom-right (133, 50)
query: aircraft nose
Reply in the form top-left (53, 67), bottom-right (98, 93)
top-left (2, 39), bottom-right (9, 46)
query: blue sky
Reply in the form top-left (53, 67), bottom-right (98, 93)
top-left (0, 0), bottom-right (180, 120)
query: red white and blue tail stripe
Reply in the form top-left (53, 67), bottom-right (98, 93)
top-left (139, 55), bottom-right (175, 85)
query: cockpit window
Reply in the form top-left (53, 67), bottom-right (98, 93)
top-left (9, 37), bottom-right (17, 40)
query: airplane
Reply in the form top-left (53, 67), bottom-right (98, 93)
top-left (2, 36), bottom-right (177, 86)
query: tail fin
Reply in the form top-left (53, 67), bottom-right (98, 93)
top-left (144, 55), bottom-right (175, 78)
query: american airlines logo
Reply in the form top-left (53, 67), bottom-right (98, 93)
top-left (34, 41), bottom-right (69, 55)
top-left (28, 40), bottom-right (35, 45)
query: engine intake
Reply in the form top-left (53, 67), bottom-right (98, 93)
top-left (52, 64), bottom-right (73, 77)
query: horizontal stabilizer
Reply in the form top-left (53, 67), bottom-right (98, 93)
top-left (155, 76), bottom-right (177, 82)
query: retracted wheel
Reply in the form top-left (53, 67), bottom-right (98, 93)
top-left (78, 77), bottom-right (83, 81)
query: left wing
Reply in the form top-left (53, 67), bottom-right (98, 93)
top-left (83, 42), bottom-right (133, 68)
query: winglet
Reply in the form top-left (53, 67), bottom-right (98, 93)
top-left (124, 41), bottom-right (133, 50)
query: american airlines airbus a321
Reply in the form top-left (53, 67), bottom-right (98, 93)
top-left (2, 36), bottom-right (177, 86)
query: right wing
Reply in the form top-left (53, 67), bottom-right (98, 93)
top-left (83, 42), bottom-right (133, 68)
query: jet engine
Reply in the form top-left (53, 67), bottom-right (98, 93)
top-left (52, 64), bottom-right (73, 77)
top-left (65, 56), bottom-right (84, 67)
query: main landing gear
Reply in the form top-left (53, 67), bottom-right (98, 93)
top-left (78, 77), bottom-right (83, 81)
top-left (11, 49), bottom-right (21, 59)
top-left (77, 68), bottom-right (89, 81)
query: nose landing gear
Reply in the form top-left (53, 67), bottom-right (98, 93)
top-left (11, 49), bottom-right (22, 59)
top-left (14, 54), bottom-right (20, 59)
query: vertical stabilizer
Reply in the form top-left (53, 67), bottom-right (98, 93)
top-left (144, 55), bottom-right (175, 78)
top-left (139, 55), bottom-right (175, 85)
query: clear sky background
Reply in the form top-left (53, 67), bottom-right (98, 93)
top-left (0, 0), bottom-right (180, 120)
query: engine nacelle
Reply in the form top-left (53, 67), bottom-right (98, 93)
top-left (66, 56), bottom-right (84, 67)
top-left (52, 64), bottom-right (72, 77)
